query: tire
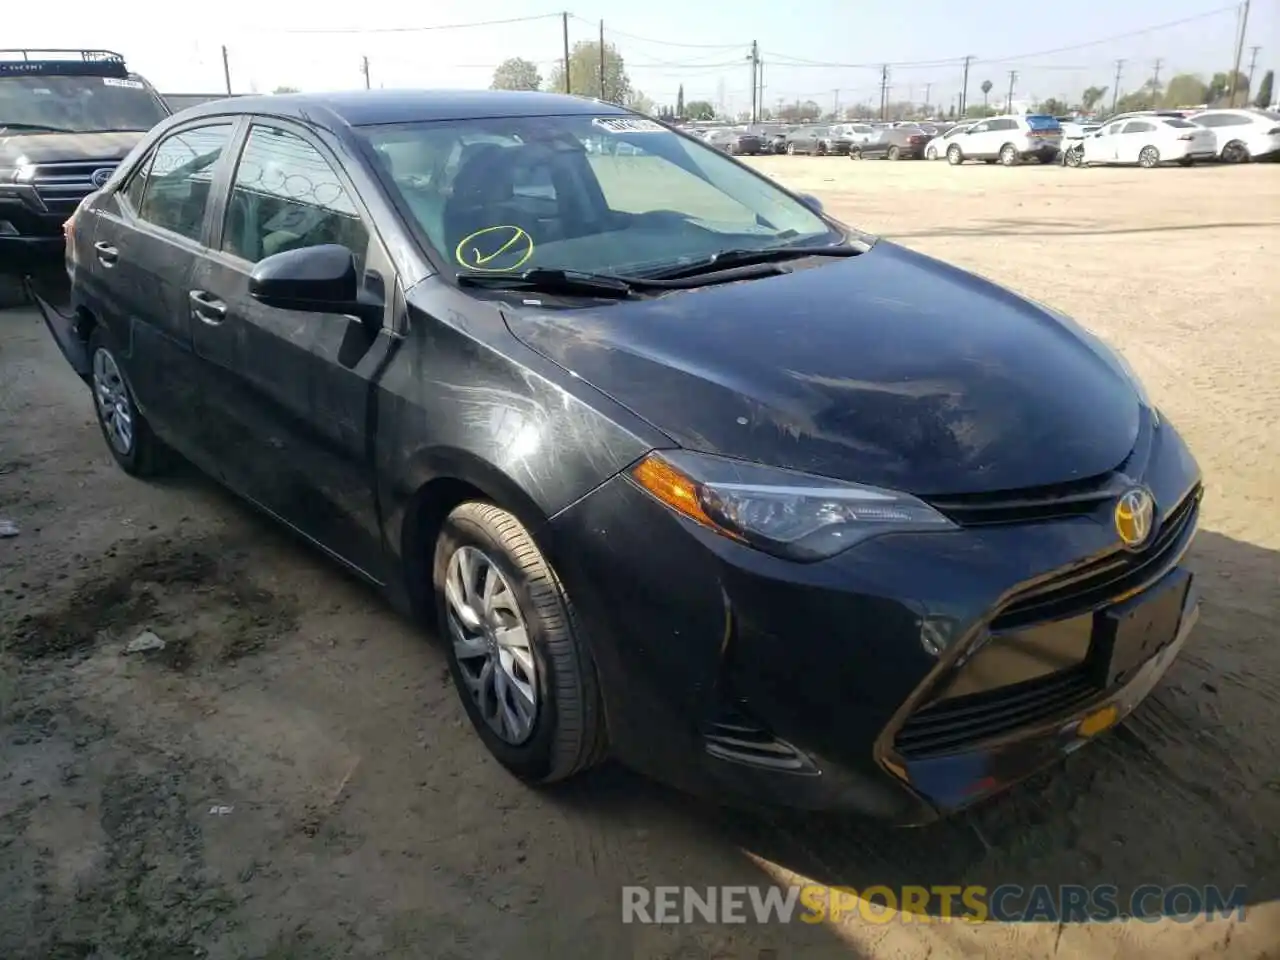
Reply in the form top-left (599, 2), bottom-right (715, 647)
top-left (925, 145), bottom-right (936, 160)
top-left (1064, 145), bottom-right (1084, 168)
top-left (786, 141), bottom-right (796, 155)
top-left (1221, 140), bottom-right (1250, 163)
top-left (816, 143), bottom-right (827, 156)
top-left (1138, 145), bottom-right (1160, 169)
top-left (999, 143), bottom-right (1018, 166)
top-left (435, 501), bottom-right (607, 785)
top-left (848, 146), bottom-right (862, 160)
top-left (88, 326), bottom-right (168, 477)
top-left (947, 144), bottom-right (963, 165)
top-left (887, 145), bottom-right (900, 161)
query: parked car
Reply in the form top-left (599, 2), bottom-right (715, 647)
top-left (1076, 115), bottom-right (1217, 168)
top-left (945, 114), bottom-right (1063, 165)
top-left (34, 89), bottom-right (1203, 823)
top-left (784, 125), bottom-right (852, 155)
top-left (923, 121), bottom-right (975, 160)
top-left (830, 122), bottom-right (878, 147)
top-left (850, 125), bottom-right (931, 160)
top-left (1058, 120), bottom-right (1102, 166)
top-left (1188, 108), bottom-right (1280, 162)
top-left (0, 48), bottom-right (171, 305)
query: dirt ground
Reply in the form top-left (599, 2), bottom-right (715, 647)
top-left (2, 157), bottom-right (1279, 960)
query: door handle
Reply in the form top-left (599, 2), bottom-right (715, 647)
top-left (94, 241), bottom-right (118, 266)
top-left (189, 290), bottom-right (227, 324)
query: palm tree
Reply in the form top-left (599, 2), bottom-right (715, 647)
top-left (980, 79), bottom-right (993, 106)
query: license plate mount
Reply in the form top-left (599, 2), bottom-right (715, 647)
top-left (1092, 570), bottom-right (1192, 687)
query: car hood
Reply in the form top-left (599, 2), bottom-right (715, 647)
top-left (0, 131), bottom-right (145, 165)
top-left (505, 241), bottom-right (1141, 496)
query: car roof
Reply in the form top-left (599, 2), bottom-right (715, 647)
top-left (174, 89), bottom-right (632, 129)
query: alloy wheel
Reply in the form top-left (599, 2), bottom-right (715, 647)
top-left (1000, 144), bottom-right (1017, 166)
top-left (445, 545), bottom-right (539, 745)
top-left (92, 348), bottom-right (134, 455)
top-left (947, 145), bottom-right (962, 165)
top-left (1139, 146), bottom-right (1160, 169)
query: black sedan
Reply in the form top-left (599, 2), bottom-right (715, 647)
top-left (852, 125), bottom-right (932, 160)
top-left (31, 91), bottom-right (1202, 823)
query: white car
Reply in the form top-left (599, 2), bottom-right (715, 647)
top-left (1078, 115), bottom-right (1217, 168)
top-left (944, 114), bottom-right (1063, 165)
top-left (1188, 108), bottom-right (1280, 163)
top-left (923, 121), bottom-right (975, 159)
top-left (829, 122), bottom-right (878, 146)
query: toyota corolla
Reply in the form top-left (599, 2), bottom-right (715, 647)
top-left (32, 90), bottom-right (1202, 822)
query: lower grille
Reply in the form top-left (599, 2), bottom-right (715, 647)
top-left (896, 667), bottom-right (1096, 759)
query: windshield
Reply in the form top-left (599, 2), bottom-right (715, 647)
top-left (363, 114), bottom-right (841, 278)
top-left (0, 75), bottom-right (168, 134)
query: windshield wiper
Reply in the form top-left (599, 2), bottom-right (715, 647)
top-left (0, 122), bottom-right (76, 134)
top-left (457, 268), bottom-right (637, 299)
top-left (643, 243), bottom-right (861, 280)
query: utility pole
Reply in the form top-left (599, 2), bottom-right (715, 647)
top-left (1006, 70), bottom-right (1017, 113)
top-left (757, 59), bottom-right (765, 118)
top-left (221, 45), bottom-right (231, 95)
top-left (1245, 45), bottom-right (1261, 102)
top-left (960, 55), bottom-right (972, 116)
top-left (749, 41), bottom-right (759, 123)
top-left (833, 88), bottom-right (840, 119)
top-left (360, 55), bottom-right (370, 90)
top-left (1152, 57), bottom-right (1163, 92)
top-left (1112, 59), bottom-right (1125, 114)
top-left (879, 64), bottom-right (889, 120)
top-left (1229, 0), bottom-right (1251, 106)
top-left (598, 20), bottom-right (606, 99)
top-left (924, 82), bottom-right (933, 116)
top-left (562, 12), bottom-right (571, 94)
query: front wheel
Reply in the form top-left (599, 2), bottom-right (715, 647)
top-left (816, 143), bottom-right (827, 156)
top-left (947, 144), bottom-right (963, 165)
top-left (1221, 140), bottom-right (1250, 163)
top-left (785, 141), bottom-right (796, 155)
top-left (848, 146), bottom-right (862, 160)
top-left (1138, 145), bottom-right (1160, 169)
top-left (1064, 145), bottom-right (1084, 168)
top-left (89, 327), bottom-right (168, 477)
top-left (435, 502), bottom-right (607, 784)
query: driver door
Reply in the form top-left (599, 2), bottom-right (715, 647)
top-left (1086, 121), bottom-right (1124, 163)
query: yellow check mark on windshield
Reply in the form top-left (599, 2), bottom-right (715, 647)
top-left (472, 230), bottom-right (524, 265)
top-left (456, 225), bottom-right (533, 271)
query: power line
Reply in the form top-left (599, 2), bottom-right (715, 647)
top-left (580, 16), bottom-right (745, 49)
top-left (267, 12), bottom-right (561, 35)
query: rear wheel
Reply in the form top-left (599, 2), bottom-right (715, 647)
top-left (887, 145), bottom-right (901, 161)
top-left (848, 146), bottom-right (862, 160)
top-left (816, 142), bottom-right (827, 156)
top-left (999, 143), bottom-right (1019, 166)
top-left (786, 141), bottom-right (796, 155)
top-left (435, 502), bottom-right (607, 784)
top-left (1138, 145), bottom-right (1160, 169)
top-left (946, 144), bottom-right (963, 165)
top-left (925, 145), bottom-right (937, 160)
top-left (88, 327), bottom-right (167, 477)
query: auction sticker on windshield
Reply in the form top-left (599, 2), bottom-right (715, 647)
top-left (103, 77), bottom-right (146, 89)
top-left (593, 117), bottom-right (666, 134)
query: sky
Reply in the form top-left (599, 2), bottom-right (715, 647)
top-left (7, 0), bottom-right (1278, 115)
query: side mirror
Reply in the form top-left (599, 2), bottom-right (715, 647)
top-left (798, 193), bottom-right (824, 214)
top-left (249, 244), bottom-right (381, 322)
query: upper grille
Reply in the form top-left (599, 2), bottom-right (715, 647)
top-left (30, 160), bottom-right (118, 215)
top-left (991, 485), bottom-right (1200, 631)
top-left (926, 470), bottom-right (1124, 526)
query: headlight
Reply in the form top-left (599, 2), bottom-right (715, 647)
top-left (630, 450), bottom-right (956, 561)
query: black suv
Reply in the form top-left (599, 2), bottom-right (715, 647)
top-left (1, 49), bottom-right (170, 301)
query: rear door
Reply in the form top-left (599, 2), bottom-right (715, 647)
top-left (1117, 120), bottom-right (1153, 163)
top-left (188, 118), bottom-right (395, 579)
top-left (85, 120), bottom-right (241, 470)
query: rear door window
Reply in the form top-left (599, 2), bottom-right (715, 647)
top-left (136, 123), bottom-right (236, 242)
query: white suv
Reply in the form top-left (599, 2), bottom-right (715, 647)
top-left (945, 115), bottom-right (1063, 166)
top-left (1189, 108), bottom-right (1280, 163)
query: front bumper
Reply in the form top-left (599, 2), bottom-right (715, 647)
top-left (0, 184), bottom-right (69, 270)
top-left (548, 410), bottom-right (1201, 822)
